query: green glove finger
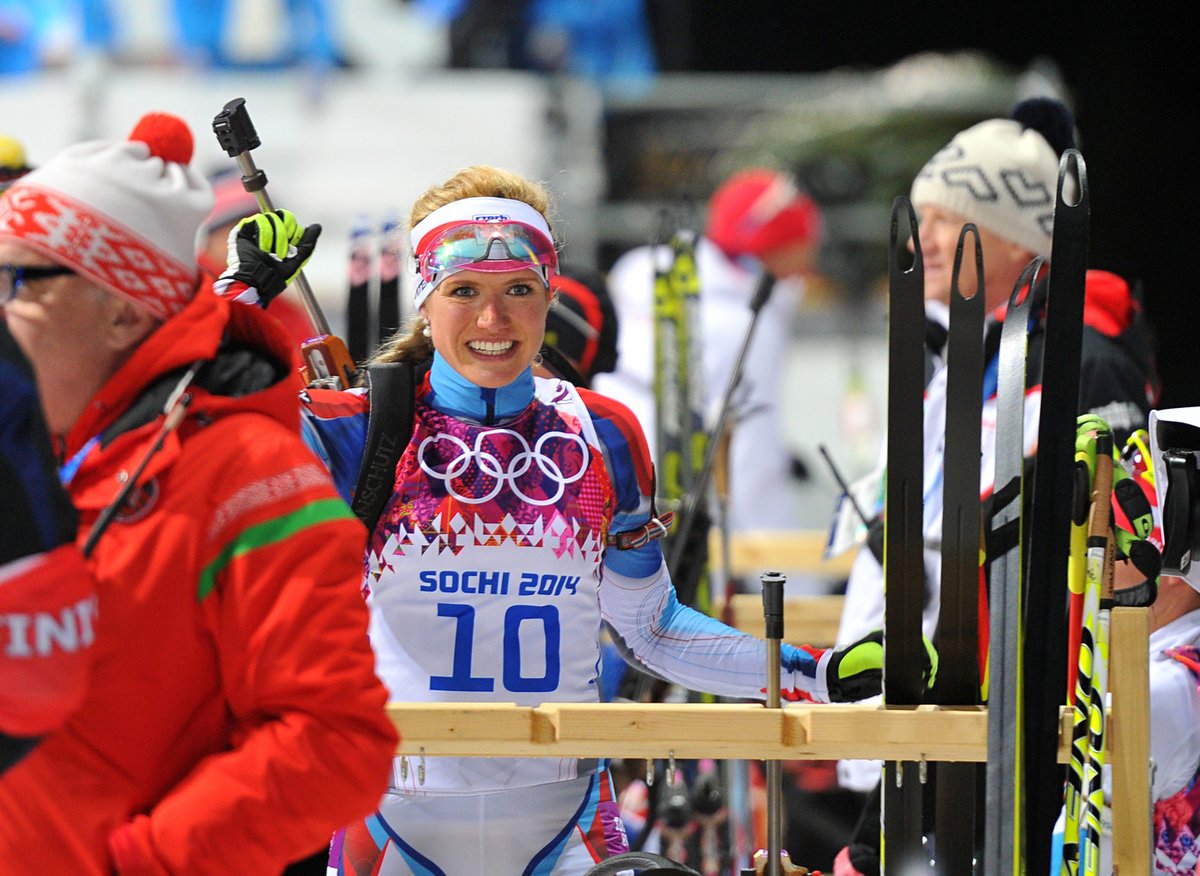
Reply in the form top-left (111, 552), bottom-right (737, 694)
top-left (837, 639), bottom-right (883, 681)
top-left (1076, 412), bottom-right (1111, 436)
top-left (238, 213), bottom-right (278, 259)
top-left (274, 209), bottom-right (302, 245)
top-left (923, 635), bottom-right (939, 690)
top-left (267, 212), bottom-right (292, 259)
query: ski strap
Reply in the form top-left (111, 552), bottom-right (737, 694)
top-left (351, 359), bottom-right (429, 532)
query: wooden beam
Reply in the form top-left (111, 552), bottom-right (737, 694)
top-left (711, 530), bottom-right (855, 578)
top-left (1108, 607), bottom-right (1151, 873)
top-left (388, 702), bottom-right (1076, 764)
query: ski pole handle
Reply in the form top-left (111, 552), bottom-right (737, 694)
top-left (748, 270), bottom-right (776, 315)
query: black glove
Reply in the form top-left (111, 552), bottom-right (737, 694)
top-left (216, 209), bottom-right (321, 307)
top-left (825, 629), bottom-right (938, 702)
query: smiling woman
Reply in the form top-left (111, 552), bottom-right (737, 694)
top-left (278, 163), bottom-right (897, 876)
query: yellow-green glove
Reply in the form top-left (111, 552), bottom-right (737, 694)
top-left (217, 209), bottom-right (320, 306)
top-left (825, 630), bottom-right (938, 702)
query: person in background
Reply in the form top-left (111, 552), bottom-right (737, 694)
top-left (595, 167), bottom-right (821, 552)
top-left (0, 111), bottom-right (397, 874)
top-left (832, 98), bottom-right (1160, 875)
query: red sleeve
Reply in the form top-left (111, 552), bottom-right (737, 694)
top-left (107, 423), bottom-right (397, 876)
top-left (0, 545), bottom-right (94, 737)
top-left (577, 387), bottom-right (655, 499)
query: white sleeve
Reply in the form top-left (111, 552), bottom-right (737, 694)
top-left (600, 559), bottom-right (831, 702)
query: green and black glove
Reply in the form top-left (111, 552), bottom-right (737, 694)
top-left (1075, 416), bottom-right (1160, 583)
top-left (216, 209), bottom-right (320, 306)
top-left (824, 629), bottom-right (939, 702)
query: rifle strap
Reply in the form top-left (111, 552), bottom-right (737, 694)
top-left (351, 359), bottom-right (429, 532)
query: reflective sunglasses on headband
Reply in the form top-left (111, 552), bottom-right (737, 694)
top-left (415, 221), bottom-right (558, 287)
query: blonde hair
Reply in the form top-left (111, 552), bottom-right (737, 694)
top-left (408, 165), bottom-right (555, 230)
top-left (368, 165), bottom-right (556, 369)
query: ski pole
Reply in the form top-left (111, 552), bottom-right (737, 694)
top-left (755, 571), bottom-right (792, 876)
top-left (669, 270), bottom-right (776, 576)
top-left (1062, 437), bottom-right (1097, 874)
top-left (817, 443), bottom-right (871, 529)
top-left (81, 362), bottom-right (201, 558)
top-left (212, 97), bottom-right (358, 389)
top-left (1080, 437), bottom-right (1115, 876)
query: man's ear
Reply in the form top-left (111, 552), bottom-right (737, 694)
top-left (103, 295), bottom-right (160, 353)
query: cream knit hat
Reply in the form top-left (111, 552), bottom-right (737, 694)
top-left (0, 113), bottom-right (213, 320)
top-left (910, 101), bottom-right (1074, 260)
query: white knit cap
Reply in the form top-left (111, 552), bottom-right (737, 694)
top-left (910, 118), bottom-right (1067, 260)
top-left (0, 113), bottom-right (213, 320)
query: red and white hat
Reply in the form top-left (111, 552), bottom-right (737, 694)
top-left (0, 113), bottom-right (213, 321)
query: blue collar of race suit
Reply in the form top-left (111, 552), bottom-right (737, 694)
top-left (427, 351), bottom-right (534, 426)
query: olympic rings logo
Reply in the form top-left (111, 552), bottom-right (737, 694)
top-left (417, 428), bottom-right (589, 506)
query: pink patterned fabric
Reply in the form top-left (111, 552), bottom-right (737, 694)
top-left (1155, 645), bottom-right (1200, 875)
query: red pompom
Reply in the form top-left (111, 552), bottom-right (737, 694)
top-left (128, 112), bottom-right (194, 166)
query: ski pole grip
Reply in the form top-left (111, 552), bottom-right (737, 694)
top-left (761, 571), bottom-right (785, 641)
top-left (213, 98), bottom-right (261, 157)
top-left (212, 98), bottom-right (271, 207)
top-left (748, 271), bottom-right (776, 315)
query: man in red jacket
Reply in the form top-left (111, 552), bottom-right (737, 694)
top-left (0, 113), bottom-right (397, 875)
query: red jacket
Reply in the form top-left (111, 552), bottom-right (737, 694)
top-left (0, 287), bottom-right (398, 874)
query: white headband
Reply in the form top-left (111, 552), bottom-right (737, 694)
top-left (410, 197), bottom-right (555, 309)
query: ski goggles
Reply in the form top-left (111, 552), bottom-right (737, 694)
top-left (415, 221), bottom-right (558, 287)
top-left (410, 197), bottom-right (558, 308)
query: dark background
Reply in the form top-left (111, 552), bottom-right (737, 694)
top-left (646, 3), bottom-right (1197, 407)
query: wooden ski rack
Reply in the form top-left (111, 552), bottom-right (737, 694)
top-left (386, 604), bottom-right (1152, 870)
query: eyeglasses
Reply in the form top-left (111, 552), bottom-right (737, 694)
top-left (0, 264), bottom-right (76, 303)
top-left (415, 221), bottom-right (558, 288)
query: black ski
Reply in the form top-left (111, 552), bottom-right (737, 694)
top-left (378, 214), bottom-right (403, 344)
top-left (984, 256), bottom-right (1046, 875)
top-left (882, 197), bottom-right (927, 871)
top-left (933, 224), bottom-right (985, 874)
top-left (346, 215), bottom-right (373, 363)
top-left (1021, 150), bottom-right (1090, 875)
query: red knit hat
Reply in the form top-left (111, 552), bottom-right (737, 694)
top-left (706, 169), bottom-right (820, 260)
top-left (0, 113), bottom-right (213, 321)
